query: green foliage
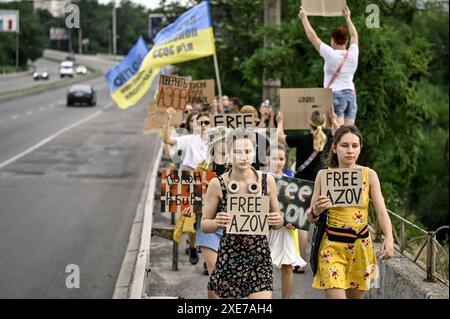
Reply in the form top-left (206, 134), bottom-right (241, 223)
top-left (0, 1), bottom-right (47, 67)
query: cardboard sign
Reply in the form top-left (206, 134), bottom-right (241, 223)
top-left (271, 174), bottom-right (314, 230)
top-left (188, 79), bottom-right (215, 105)
top-left (301, 0), bottom-right (346, 17)
top-left (144, 103), bottom-right (183, 133)
top-left (211, 114), bottom-right (255, 129)
top-left (156, 75), bottom-right (190, 110)
top-left (227, 195), bottom-right (270, 236)
top-left (280, 88), bottom-right (332, 130)
top-left (160, 169), bottom-right (216, 214)
top-left (320, 168), bottom-right (363, 207)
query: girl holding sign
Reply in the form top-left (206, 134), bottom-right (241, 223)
top-left (201, 129), bottom-right (284, 299)
top-left (299, 5), bottom-right (359, 126)
top-left (267, 144), bottom-right (307, 299)
top-left (308, 125), bottom-right (394, 299)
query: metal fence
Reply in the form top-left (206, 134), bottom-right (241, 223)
top-left (368, 203), bottom-right (449, 286)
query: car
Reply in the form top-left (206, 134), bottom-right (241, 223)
top-left (67, 84), bottom-right (96, 107)
top-left (33, 68), bottom-right (49, 80)
top-left (60, 60), bottom-right (74, 78)
top-left (76, 65), bottom-right (87, 75)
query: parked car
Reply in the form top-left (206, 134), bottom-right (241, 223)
top-left (60, 60), bottom-right (74, 78)
top-left (76, 65), bottom-right (87, 75)
top-left (67, 84), bottom-right (96, 106)
top-left (33, 68), bottom-right (49, 80)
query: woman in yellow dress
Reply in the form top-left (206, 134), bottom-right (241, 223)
top-left (308, 125), bottom-right (394, 299)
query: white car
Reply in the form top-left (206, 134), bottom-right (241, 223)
top-left (60, 61), bottom-right (74, 78)
top-left (76, 65), bottom-right (87, 75)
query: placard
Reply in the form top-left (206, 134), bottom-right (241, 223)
top-left (156, 75), bottom-right (190, 110)
top-left (271, 174), bottom-right (314, 229)
top-left (280, 88), bottom-right (332, 130)
top-left (188, 79), bottom-right (215, 105)
top-left (160, 169), bottom-right (216, 214)
top-left (227, 195), bottom-right (270, 236)
top-left (301, 0), bottom-right (346, 17)
top-left (211, 114), bottom-right (255, 129)
top-left (320, 168), bottom-right (363, 207)
top-left (143, 103), bottom-right (183, 133)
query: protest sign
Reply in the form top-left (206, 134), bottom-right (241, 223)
top-left (301, 0), bottom-right (347, 17)
top-left (227, 195), bottom-right (270, 236)
top-left (280, 88), bottom-right (332, 130)
top-left (156, 75), bottom-right (191, 110)
top-left (144, 103), bottom-right (183, 133)
top-left (211, 114), bottom-right (255, 129)
top-left (188, 79), bottom-right (215, 105)
top-left (320, 168), bottom-right (363, 207)
top-left (271, 174), bottom-right (314, 230)
top-left (160, 169), bottom-right (216, 214)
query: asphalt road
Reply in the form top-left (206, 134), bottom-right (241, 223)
top-left (0, 53), bottom-right (161, 298)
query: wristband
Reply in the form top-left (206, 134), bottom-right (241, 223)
top-left (311, 210), bottom-right (320, 219)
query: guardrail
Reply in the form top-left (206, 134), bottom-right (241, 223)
top-left (368, 203), bottom-right (449, 286)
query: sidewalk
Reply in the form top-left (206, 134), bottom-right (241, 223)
top-left (146, 158), bottom-right (325, 299)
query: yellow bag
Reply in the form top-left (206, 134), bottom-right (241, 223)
top-left (173, 215), bottom-right (185, 243)
top-left (182, 213), bottom-right (196, 234)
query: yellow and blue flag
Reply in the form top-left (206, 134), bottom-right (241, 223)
top-left (107, 1), bottom-right (216, 109)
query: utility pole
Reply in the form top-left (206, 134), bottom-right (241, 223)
top-left (112, 1), bottom-right (117, 59)
top-left (263, 0), bottom-right (281, 105)
top-left (78, 28), bottom-right (82, 54)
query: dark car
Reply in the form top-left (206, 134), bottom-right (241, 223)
top-left (67, 84), bottom-right (96, 107)
top-left (33, 68), bottom-right (49, 80)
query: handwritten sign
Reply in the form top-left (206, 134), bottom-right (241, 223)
top-left (227, 195), bottom-right (270, 236)
top-left (144, 103), bottom-right (183, 133)
top-left (320, 168), bottom-right (363, 207)
top-left (271, 174), bottom-right (314, 230)
top-left (212, 114), bottom-right (255, 129)
top-left (156, 75), bottom-right (190, 110)
top-left (160, 169), bottom-right (216, 214)
top-left (280, 88), bottom-right (332, 130)
top-left (301, 0), bottom-right (346, 17)
top-left (188, 79), bottom-right (215, 105)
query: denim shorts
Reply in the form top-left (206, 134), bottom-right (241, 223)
top-left (333, 89), bottom-right (358, 120)
top-left (195, 214), bottom-right (223, 252)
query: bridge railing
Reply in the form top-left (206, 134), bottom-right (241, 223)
top-left (368, 203), bottom-right (449, 286)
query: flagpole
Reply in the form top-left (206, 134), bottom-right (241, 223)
top-left (213, 53), bottom-right (222, 109)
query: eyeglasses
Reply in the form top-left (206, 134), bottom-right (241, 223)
top-left (199, 121), bottom-right (210, 126)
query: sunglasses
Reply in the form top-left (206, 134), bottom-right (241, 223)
top-left (199, 121), bottom-right (210, 126)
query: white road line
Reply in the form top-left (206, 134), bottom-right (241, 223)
top-left (0, 110), bottom-right (103, 170)
top-left (11, 115), bottom-right (18, 120)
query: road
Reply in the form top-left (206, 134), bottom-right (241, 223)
top-left (0, 52), bottom-right (160, 298)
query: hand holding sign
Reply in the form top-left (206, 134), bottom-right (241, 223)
top-left (314, 194), bottom-right (331, 215)
top-left (268, 211), bottom-right (284, 229)
top-left (215, 211), bottom-right (232, 228)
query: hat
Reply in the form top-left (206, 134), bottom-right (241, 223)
top-left (240, 105), bottom-right (260, 122)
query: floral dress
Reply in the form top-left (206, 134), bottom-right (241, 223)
top-left (207, 174), bottom-right (273, 298)
top-left (312, 167), bottom-right (378, 291)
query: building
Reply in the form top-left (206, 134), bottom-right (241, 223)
top-left (33, 0), bottom-right (71, 18)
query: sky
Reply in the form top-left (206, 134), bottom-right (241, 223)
top-left (98, 0), bottom-right (190, 10)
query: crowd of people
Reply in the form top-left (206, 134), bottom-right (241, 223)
top-left (158, 6), bottom-right (394, 300)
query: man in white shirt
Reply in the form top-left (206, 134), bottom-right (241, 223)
top-left (299, 5), bottom-right (359, 126)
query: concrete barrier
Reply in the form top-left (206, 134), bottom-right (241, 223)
top-left (368, 242), bottom-right (449, 299)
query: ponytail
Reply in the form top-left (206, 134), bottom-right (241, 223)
top-left (312, 125), bottom-right (327, 152)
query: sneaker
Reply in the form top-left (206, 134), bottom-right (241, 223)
top-left (202, 262), bottom-right (209, 276)
top-left (189, 247), bottom-right (199, 265)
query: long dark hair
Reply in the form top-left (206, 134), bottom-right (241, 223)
top-left (326, 125), bottom-right (363, 168)
top-left (185, 112), bottom-right (198, 133)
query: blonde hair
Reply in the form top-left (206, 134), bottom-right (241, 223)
top-left (310, 110), bottom-right (327, 152)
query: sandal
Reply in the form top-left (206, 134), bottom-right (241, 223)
top-left (293, 266), bottom-right (305, 274)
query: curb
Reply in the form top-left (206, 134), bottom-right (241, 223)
top-left (0, 59), bottom-right (102, 104)
top-left (112, 141), bottom-right (163, 299)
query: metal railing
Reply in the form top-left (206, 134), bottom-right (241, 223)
top-left (368, 203), bottom-right (449, 286)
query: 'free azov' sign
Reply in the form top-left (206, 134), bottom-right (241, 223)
top-left (320, 168), bottom-right (363, 207)
top-left (227, 195), bottom-right (270, 236)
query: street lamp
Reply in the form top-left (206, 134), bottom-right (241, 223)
top-left (112, 0), bottom-right (117, 58)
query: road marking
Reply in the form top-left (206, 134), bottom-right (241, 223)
top-left (11, 115), bottom-right (18, 120)
top-left (0, 110), bottom-right (103, 170)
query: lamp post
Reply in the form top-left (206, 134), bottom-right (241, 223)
top-left (112, 0), bottom-right (117, 59)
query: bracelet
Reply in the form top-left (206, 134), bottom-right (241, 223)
top-left (310, 210), bottom-right (320, 219)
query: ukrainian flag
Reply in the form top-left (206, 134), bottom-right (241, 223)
top-left (108, 1), bottom-right (216, 109)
